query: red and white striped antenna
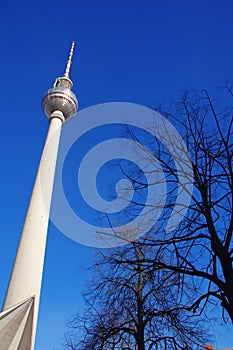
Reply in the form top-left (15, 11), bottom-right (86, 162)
top-left (64, 41), bottom-right (75, 78)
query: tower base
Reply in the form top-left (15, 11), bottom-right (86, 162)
top-left (0, 296), bottom-right (34, 349)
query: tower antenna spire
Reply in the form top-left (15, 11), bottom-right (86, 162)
top-left (64, 40), bottom-right (75, 78)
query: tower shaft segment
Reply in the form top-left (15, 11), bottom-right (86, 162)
top-left (0, 42), bottom-right (78, 349)
top-left (2, 111), bottom-right (64, 349)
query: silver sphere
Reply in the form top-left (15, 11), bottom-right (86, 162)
top-left (42, 77), bottom-right (78, 120)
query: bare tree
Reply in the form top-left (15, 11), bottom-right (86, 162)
top-left (118, 84), bottom-right (233, 324)
top-left (65, 232), bottom-right (207, 350)
top-left (66, 83), bottom-right (233, 349)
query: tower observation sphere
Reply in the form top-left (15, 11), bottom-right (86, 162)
top-left (42, 76), bottom-right (78, 120)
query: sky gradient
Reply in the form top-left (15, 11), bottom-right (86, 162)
top-left (0, 1), bottom-right (233, 349)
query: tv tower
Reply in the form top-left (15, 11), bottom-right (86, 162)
top-left (0, 42), bottom-right (78, 349)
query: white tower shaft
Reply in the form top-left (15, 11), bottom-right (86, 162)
top-left (2, 111), bottom-right (64, 349)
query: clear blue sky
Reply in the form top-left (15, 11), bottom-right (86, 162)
top-left (0, 0), bottom-right (233, 349)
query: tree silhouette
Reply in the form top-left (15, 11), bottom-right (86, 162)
top-left (65, 233), bottom-right (207, 350)
top-left (120, 84), bottom-right (233, 323)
